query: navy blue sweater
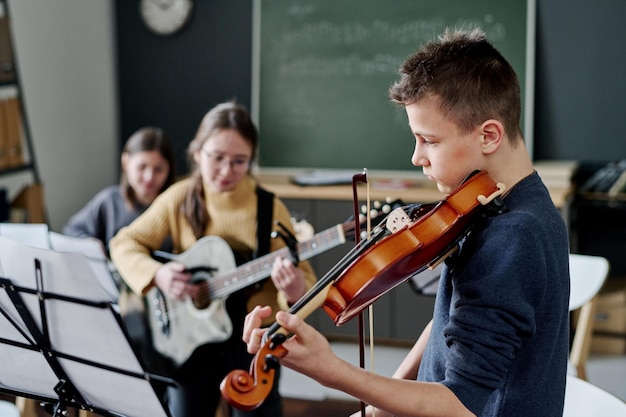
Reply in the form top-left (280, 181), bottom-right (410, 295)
top-left (418, 172), bottom-right (570, 416)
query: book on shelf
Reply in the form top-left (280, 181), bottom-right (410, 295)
top-left (0, 94), bottom-right (24, 169)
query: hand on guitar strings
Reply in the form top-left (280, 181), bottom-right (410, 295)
top-left (270, 256), bottom-right (307, 305)
top-left (154, 261), bottom-right (202, 302)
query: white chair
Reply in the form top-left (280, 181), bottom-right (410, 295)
top-left (568, 253), bottom-right (610, 381)
top-left (563, 374), bottom-right (626, 416)
top-left (0, 400), bottom-right (20, 417)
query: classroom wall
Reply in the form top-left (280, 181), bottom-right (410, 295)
top-left (4, 1), bottom-right (626, 231)
top-left (115, 0), bottom-right (253, 174)
top-left (533, 0), bottom-right (626, 160)
top-left (116, 0), bottom-right (626, 169)
top-left (3, 0), bottom-right (118, 232)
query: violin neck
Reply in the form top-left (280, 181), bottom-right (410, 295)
top-left (266, 280), bottom-right (332, 337)
top-left (266, 230), bottom-right (386, 337)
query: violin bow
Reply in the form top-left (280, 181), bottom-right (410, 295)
top-left (351, 168), bottom-right (370, 417)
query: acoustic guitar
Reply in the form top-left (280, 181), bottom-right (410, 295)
top-left (147, 200), bottom-right (401, 367)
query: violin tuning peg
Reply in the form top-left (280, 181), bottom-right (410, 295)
top-left (269, 333), bottom-right (287, 349)
top-left (360, 204), bottom-right (368, 214)
top-left (369, 208), bottom-right (379, 218)
top-left (382, 204), bottom-right (391, 214)
top-left (373, 200), bottom-right (382, 209)
top-left (263, 354), bottom-right (281, 371)
top-left (360, 230), bottom-right (368, 240)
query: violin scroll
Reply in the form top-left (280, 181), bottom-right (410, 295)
top-left (220, 333), bottom-right (288, 411)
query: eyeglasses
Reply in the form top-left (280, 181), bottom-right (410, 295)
top-left (203, 150), bottom-right (251, 173)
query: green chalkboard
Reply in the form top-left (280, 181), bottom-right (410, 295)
top-left (253, 0), bottom-right (534, 171)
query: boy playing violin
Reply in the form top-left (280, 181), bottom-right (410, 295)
top-left (241, 27), bottom-right (570, 417)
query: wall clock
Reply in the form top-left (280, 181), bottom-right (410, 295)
top-left (139, 0), bottom-right (193, 36)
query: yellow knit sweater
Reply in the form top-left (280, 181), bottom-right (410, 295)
top-left (109, 175), bottom-right (317, 314)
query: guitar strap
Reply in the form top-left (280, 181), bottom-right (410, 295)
top-left (254, 185), bottom-right (275, 259)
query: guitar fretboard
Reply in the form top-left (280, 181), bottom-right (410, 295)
top-left (209, 224), bottom-right (345, 299)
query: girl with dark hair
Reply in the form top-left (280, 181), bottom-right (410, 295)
top-left (63, 126), bottom-right (176, 252)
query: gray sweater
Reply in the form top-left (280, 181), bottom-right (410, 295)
top-left (63, 185), bottom-right (146, 251)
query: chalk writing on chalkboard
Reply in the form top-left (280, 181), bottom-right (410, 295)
top-left (254, 0), bottom-right (533, 171)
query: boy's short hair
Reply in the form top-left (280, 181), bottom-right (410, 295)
top-left (389, 27), bottom-right (523, 142)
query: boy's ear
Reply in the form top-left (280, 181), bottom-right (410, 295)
top-left (480, 119), bottom-right (504, 154)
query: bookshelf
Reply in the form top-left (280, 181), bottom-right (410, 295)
top-left (0, 0), bottom-right (43, 223)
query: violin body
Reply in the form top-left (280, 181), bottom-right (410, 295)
top-left (220, 170), bottom-right (506, 411)
top-left (324, 170), bottom-right (505, 325)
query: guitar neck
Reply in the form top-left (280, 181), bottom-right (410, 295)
top-left (209, 224), bottom-right (346, 299)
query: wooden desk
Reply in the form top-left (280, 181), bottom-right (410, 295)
top-left (257, 162), bottom-right (576, 208)
top-left (257, 171), bottom-right (442, 204)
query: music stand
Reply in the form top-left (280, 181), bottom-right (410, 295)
top-left (48, 231), bottom-right (120, 301)
top-left (0, 236), bottom-right (174, 417)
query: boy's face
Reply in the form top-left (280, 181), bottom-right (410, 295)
top-left (405, 99), bottom-right (484, 195)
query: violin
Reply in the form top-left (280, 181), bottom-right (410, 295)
top-left (220, 170), bottom-right (506, 411)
